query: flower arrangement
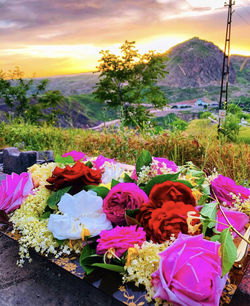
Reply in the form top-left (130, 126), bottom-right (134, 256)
top-left (0, 149), bottom-right (249, 305)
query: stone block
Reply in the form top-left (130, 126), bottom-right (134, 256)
top-left (0, 151), bottom-right (3, 163)
top-left (3, 147), bottom-right (37, 174)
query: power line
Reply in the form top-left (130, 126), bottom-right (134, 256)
top-left (235, 11), bottom-right (250, 26)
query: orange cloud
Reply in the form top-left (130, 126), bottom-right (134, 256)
top-left (0, 0), bottom-right (249, 77)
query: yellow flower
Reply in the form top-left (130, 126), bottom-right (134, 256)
top-left (81, 228), bottom-right (90, 241)
top-left (126, 247), bottom-right (139, 266)
top-left (185, 174), bottom-right (197, 186)
top-left (192, 189), bottom-right (203, 202)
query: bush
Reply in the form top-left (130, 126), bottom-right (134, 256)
top-left (200, 111), bottom-right (211, 119)
top-left (0, 123), bottom-right (249, 184)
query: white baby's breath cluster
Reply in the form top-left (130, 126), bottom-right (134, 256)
top-left (207, 168), bottom-right (219, 182)
top-left (224, 193), bottom-right (250, 216)
top-left (123, 236), bottom-right (175, 303)
top-left (10, 163), bottom-right (82, 266)
top-left (137, 160), bottom-right (177, 185)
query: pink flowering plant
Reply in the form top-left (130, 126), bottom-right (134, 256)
top-left (96, 225), bottom-right (146, 257)
top-left (0, 172), bottom-right (34, 214)
top-left (1, 149), bottom-right (249, 306)
top-left (103, 182), bottom-right (149, 225)
top-left (211, 174), bottom-right (250, 206)
top-left (61, 150), bottom-right (87, 162)
top-left (151, 233), bottom-right (228, 306)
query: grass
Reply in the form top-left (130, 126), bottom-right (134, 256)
top-left (66, 94), bottom-right (119, 123)
top-left (0, 121), bottom-right (249, 186)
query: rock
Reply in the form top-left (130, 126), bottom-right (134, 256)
top-left (3, 147), bottom-right (37, 174)
top-left (0, 151), bottom-right (3, 163)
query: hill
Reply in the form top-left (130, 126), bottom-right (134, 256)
top-left (160, 37), bottom-right (236, 88)
top-left (41, 37), bottom-right (249, 96)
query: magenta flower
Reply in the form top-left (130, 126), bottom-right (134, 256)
top-left (153, 157), bottom-right (178, 173)
top-left (0, 172), bottom-right (34, 213)
top-left (131, 156), bottom-right (178, 180)
top-left (151, 233), bottom-right (227, 306)
top-left (217, 207), bottom-right (248, 237)
top-left (103, 183), bottom-right (149, 225)
top-left (93, 155), bottom-right (116, 169)
top-left (96, 225), bottom-right (146, 257)
top-left (61, 151), bottom-right (87, 162)
top-left (211, 175), bottom-right (250, 206)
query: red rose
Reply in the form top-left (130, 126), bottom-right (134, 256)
top-left (46, 161), bottom-right (102, 193)
top-left (149, 181), bottom-right (196, 208)
top-left (136, 181), bottom-right (199, 243)
top-left (138, 201), bottom-right (200, 243)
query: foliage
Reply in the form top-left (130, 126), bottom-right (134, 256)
top-left (172, 118), bottom-right (188, 132)
top-left (200, 111), bottom-right (212, 119)
top-left (0, 67), bottom-right (64, 125)
top-left (66, 93), bottom-right (119, 123)
top-left (93, 41), bottom-right (168, 129)
top-left (227, 104), bottom-right (242, 115)
top-left (220, 113), bottom-right (241, 142)
top-left (230, 95), bottom-right (250, 112)
top-left (1, 122), bottom-right (249, 185)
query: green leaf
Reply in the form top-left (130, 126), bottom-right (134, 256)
top-left (196, 177), bottom-right (205, 186)
top-left (55, 238), bottom-right (66, 245)
top-left (200, 202), bottom-right (217, 235)
top-left (55, 154), bottom-right (74, 164)
top-left (47, 186), bottom-right (71, 210)
top-left (84, 185), bottom-right (109, 199)
top-left (219, 228), bottom-right (237, 276)
top-left (143, 173), bottom-right (180, 196)
top-left (85, 161), bottom-right (93, 168)
top-left (123, 173), bottom-right (136, 183)
top-left (125, 209), bottom-right (141, 226)
top-left (136, 149), bottom-right (152, 176)
top-left (111, 179), bottom-right (120, 188)
top-left (201, 182), bottom-right (211, 196)
top-left (79, 245), bottom-right (100, 275)
top-left (210, 234), bottom-right (221, 242)
top-left (91, 263), bottom-right (124, 273)
top-left (198, 194), bottom-right (210, 206)
top-left (175, 180), bottom-right (193, 189)
top-left (39, 211), bottom-right (51, 219)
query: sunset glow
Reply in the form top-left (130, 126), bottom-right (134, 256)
top-left (0, 0), bottom-right (249, 77)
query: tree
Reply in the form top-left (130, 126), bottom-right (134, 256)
top-left (0, 67), bottom-right (64, 125)
top-left (93, 41), bottom-right (168, 129)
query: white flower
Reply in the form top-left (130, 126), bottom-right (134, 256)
top-left (101, 162), bottom-right (124, 184)
top-left (48, 189), bottom-right (112, 240)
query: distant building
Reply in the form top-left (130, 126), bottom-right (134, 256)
top-left (195, 99), bottom-right (209, 108)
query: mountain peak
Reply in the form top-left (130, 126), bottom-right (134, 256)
top-left (161, 37), bottom-right (236, 87)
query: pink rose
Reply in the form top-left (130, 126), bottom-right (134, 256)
top-left (61, 151), bottom-right (87, 162)
top-left (217, 207), bottom-right (248, 237)
top-left (152, 233), bottom-right (227, 306)
top-left (0, 172), bottom-right (34, 213)
top-left (103, 183), bottom-right (149, 225)
top-left (211, 175), bottom-right (250, 206)
top-left (93, 155), bottom-right (116, 169)
top-left (153, 157), bottom-right (178, 173)
top-left (96, 225), bottom-right (146, 257)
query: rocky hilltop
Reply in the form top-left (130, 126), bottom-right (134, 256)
top-left (42, 37), bottom-right (248, 95)
top-left (160, 37), bottom-right (237, 88)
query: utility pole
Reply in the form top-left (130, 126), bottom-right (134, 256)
top-left (218, 0), bottom-right (235, 133)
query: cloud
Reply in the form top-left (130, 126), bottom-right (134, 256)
top-left (0, 0), bottom-right (249, 76)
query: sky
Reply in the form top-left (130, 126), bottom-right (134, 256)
top-left (0, 0), bottom-right (250, 77)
